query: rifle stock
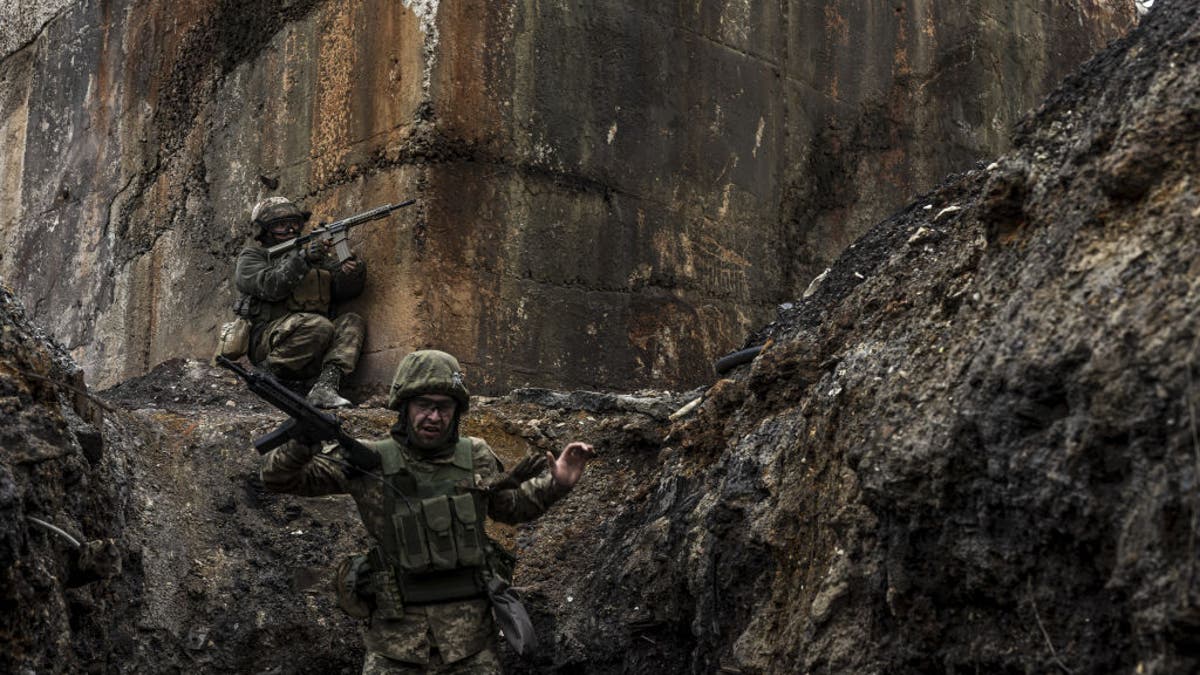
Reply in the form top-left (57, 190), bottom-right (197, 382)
top-left (215, 356), bottom-right (380, 470)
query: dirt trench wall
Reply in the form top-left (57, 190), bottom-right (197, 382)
top-left (0, 1), bottom-right (1134, 395)
top-left (0, 285), bottom-right (140, 672)
top-left (512, 0), bottom-right (1200, 672)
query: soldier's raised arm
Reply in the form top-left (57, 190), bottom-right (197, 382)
top-left (484, 441), bottom-right (595, 524)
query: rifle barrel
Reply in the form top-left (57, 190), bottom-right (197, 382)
top-left (266, 199), bottom-right (415, 259)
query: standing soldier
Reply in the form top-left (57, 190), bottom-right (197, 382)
top-left (260, 349), bottom-right (596, 673)
top-left (235, 196), bottom-right (366, 408)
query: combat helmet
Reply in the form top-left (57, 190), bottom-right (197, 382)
top-left (250, 196), bottom-right (309, 236)
top-left (387, 349), bottom-right (470, 414)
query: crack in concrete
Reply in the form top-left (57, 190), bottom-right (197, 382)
top-left (102, 172), bottom-right (139, 239)
top-left (0, 2), bottom-right (71, 66)
top-left (593, 5), bottom-right (784, 74)
top-left (679, 24), bottom-right (783, 73)
top-left (492, 266), bottom-right (767, 303)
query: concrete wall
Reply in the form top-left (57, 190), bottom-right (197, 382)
top-left (0, 0), bottom-right (1135, 393)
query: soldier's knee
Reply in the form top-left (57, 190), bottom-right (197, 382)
top-left (338, 312), bottom-right (365, 330)
top-left (295, 313), bottom-right (335, 340)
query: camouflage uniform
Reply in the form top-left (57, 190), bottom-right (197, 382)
top-left (234, 241), bottom-right (366, 380)
top-left (261, 351), bottom-right (569, 673)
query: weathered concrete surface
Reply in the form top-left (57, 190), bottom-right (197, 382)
top-left (0, 0), bottom-right (1134, 394)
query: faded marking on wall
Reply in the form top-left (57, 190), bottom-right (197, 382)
top-left (894, 6), bottom-right (912, 79)
top-left (0, 53), bottom-right (31, 251)
top-left (720, 0), bottom-right (752, 46)
top-left (825, 4), bottom-right (850, 46)
top-left (402, 0), bottom-right (439, 92)
top-left (313, 5), bottom-right (355, 184)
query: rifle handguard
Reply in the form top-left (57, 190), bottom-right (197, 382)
top-left (255, 418), bottom-right (297, 454)
top-left (255, 418), bottom-right (324, 455)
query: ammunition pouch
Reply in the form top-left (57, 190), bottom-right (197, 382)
top-left (368, 548), bottom-right (486, 615)
top-left (390, 493), bottom-right (487, 573)
top-left (286, 268), bottom-right (332, 313)
top-left (369, 551), bottom-right (406, 620)
top-left (334, 553), bottom-right (373, 619)
top-left (363, 437), bottom-right (516, 618)
top-left (214, 317), bottom-right (251, 361)
top-left (233, 293), bottom-right (260, 319)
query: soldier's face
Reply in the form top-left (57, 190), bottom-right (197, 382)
top-left (265, 218), bottom-right (303, 244)
top-left (407, 394), bottom-right (458, 449)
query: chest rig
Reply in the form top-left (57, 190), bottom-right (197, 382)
top-left (364, 436), bottom-right (490, 615)
top-left (285, 267), bottom-right (332, 313)
top-left (236, 263), bottom-right (332, 325)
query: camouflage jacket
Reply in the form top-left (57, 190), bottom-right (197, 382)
top-left (233, 242), bottom-right (366, 326)
top-left (260, 432), bottom-right (568, 665)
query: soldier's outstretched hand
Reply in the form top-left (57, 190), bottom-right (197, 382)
top-left (546, 442), bottom-right (597, 490)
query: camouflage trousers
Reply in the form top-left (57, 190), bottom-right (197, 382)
top-left (250, 312), bottom-right (365, 380)
top-left (361, 646), bottom-right (502, 674)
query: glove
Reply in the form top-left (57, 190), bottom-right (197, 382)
top-left (303, 239), bottom-right (330, 263)
top-left (484, 454), bottom-right (548, 491)
top-left (293, 423), bottom-right (328, 454)
top-left (267, 418), bottom-right (324, 457)
top-left (334, 553), bottom-right (373, 619)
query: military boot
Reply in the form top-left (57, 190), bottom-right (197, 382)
top-left (307, 364), bottom-right (351, 409)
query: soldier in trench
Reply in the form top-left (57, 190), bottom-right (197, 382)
top-left (234, 196), bottom-right (365, 408)
top-left (260, 349), bottom-right (596, 673)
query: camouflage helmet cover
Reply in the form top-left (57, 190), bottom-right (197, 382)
top-left (387, 349), bottom-right (470, 413)
top-left (250, 196), bottom-right (309, 227)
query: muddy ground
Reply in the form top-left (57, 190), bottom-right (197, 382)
top-left (1, 327), bottom-right (695, 673)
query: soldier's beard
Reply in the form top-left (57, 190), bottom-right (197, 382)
top-left (405, 415), bottom-right (458, 455)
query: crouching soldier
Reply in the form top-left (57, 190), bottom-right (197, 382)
top-left (260, 349), bottom-right (596, 673)
top-left (235, 196), bottom-right (366, 408)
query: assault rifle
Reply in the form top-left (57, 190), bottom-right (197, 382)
top-left (215, 355), bottom-right (380, 471)
top-left (267, 199), bottom-right (415, 263)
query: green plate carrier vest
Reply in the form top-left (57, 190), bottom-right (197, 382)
top-left (365, 436), bottom-right (491, 616)
top-left (235, 257), bottom-right (333, 325)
